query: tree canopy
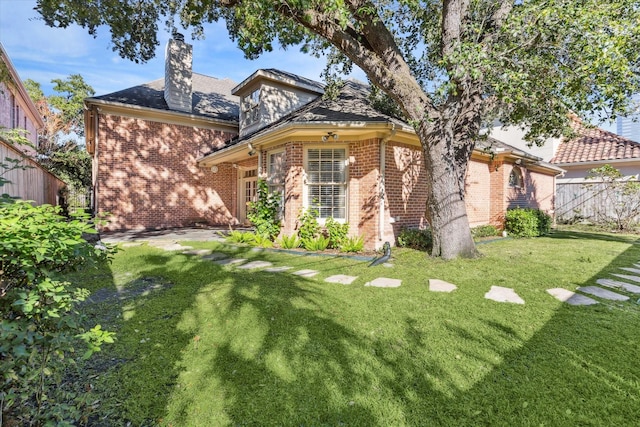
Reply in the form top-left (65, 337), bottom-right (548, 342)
top-left (24, 75), bottom-right (94, 188)
top-left (35, 0), bottom-right (640, 258)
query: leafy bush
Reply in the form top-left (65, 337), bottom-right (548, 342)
top-left (278, 234), bottom-right (301, 249)
top-left (297, 207), bottom-right (320, 241)
top-left (340, 235), bottom-right (365, 253)
top-left (301, 235), bottom-right (330, 251)
top-left (396, 227), bottom-right (432, 251)
top-left (247, 180), bottom-right (281, 240)
top-left (0, 197), bottom-right (116, 425)
top-left (504, 208), bottom-right (551, 237)
top-left (471, 224), bottom-right (500, 238)
top-left (226, 230), bottom-right (256, 244)
top-left (251, 233), bottom-right (274, 248)
top-left (325, 217), bottom-right (349, 249)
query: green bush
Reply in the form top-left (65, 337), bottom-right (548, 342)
top-left (0, 196), bottom-right (116, 425)
top-left (226, 230), bottom-right (256, 244)
top-left (471, 224), bottom-right (500, 238)
top-left (251, 233), bottom-right (274, 248)
top-left (297, 207), bottom-right (320, 241)
top-left (325, 217), bottom-right (349, 249)
top-left (301, 235), bottom-right (330, 251)
top-left (247, 180), bottom-right (281, 240)
top-left (340, 235), bottom-right (365, 253)
top-left (278, 234), bottom-right (301, 249)
top-left (396, 227), bottom-right (432, 251)
top-left (504, 208), bottom-right (551, 237)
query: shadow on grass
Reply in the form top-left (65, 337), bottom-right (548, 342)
top-left (80, 238), bottom-right (640, 425)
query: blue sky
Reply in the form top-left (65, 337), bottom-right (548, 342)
top-left (0, 0), bottom-right (619, 133)
top-left (0, 0), bottom-right (362, 97)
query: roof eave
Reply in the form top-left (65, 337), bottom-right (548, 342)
top-left (84, 97), bottom-right (239, 130)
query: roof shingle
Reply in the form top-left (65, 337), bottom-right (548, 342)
top-left (87, 73), bottom-right (239, 122)
top-left (551, 116), bottom-right (640, 164)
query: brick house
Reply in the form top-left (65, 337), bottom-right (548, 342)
top-left (0, 43), bottom-right (65, 205)
top-left (85, 37), bottom-right (562, 249)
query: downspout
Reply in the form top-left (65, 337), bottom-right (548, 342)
top-left (378, 124), bottom-right (396, 245)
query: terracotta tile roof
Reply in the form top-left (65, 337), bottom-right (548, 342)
top-left (551, 116), bottom-right (640, 164)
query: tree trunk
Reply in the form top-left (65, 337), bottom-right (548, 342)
top-left (418, 110), bottom-right (479, 260)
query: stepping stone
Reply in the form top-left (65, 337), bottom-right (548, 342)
top-left (182, 249), bottom-right (212, 256)
top-left (154, 243), bottom-right (193, 251)
top-left (619, 267), bottom-right (640, 275)
top-left (547, 288), bottom-right (598, 306)
top-left (325, 275), bottom-right (358, 285)
top-left (578, 286), bottom-right (629, 301)
top-left (237, 260), bottom-right (273, 270)
top-left (264, 266), bottom-right (293, 273)
top-left (596, 278), bottom-right (640, 294)
top-left (364, 277), bottom-right (402, 288)
top-left (611, 274), bottom-right (640, 283)
top-left (215, 258), bottom-right (247, 266)
top-left (292, 269), bottom-right (319, 278)
top-left (202, 252), bottom-right (229, 261)
top-left (383, 263), bottom-right (394, 268)
top-left (429, 279), bottom-right (457, 293)
top-left (484, 286), bottom-right (524, 304)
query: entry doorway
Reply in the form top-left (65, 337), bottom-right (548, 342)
top-left (239, 168), bottom-right (258, 224)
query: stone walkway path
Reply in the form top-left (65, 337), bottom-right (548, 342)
top-left (145, 243), bottom-right (639, 306)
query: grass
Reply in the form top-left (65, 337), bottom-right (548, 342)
top-left (69, 230), bottom-right (640, 426)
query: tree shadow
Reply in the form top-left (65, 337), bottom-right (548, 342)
top-left (79, 238), bottom-right (640, 425)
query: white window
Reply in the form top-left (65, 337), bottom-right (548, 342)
top-left (509, 166), bottom-right (523, 188)
top-left (306, 148), bottom-right (347, 220)
top-left (242, 89), bottom-right (260, 126)
top-left (268, 150), bottom-right (286, 216)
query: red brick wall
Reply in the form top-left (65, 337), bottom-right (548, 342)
top-left (465, 158), bottom-right (492, 226)
top-left (96, 114), bottom-right (238, 231)
top-left (349, 139), bottom-right (380, 249)
top-left (281, 141), bottom-right (304, 237)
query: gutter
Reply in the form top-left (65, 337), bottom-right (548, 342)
top-left (378, 124), bottom-right (396, 244)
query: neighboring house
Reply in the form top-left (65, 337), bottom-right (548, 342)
top-left (85, 36), bottom-right (561, 249)
top-left (617, 93), bottom-right (640, 143)
top-left (489, 116), bottom-right (640, 222)
top-left (0, 43), bottom-right (65, 204)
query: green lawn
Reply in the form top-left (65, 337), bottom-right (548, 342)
top-left (73, 230), bottom-right (640, 426)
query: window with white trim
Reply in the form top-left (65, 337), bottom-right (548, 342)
top-left (306, 148), bottom-right (347, 220)
top-left (241, 89), bottom-right (261, 126)
top-left (509, 166), bottom-right (523, 188)
top-left (268, 150), bottom-right (286, 216)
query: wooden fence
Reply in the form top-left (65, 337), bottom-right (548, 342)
top-left (0, 141), bottom-right (65, 205)
top-left (555, 182), bottom-right (639, 224)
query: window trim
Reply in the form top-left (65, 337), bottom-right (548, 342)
top-left (303, 145), bottom-right (349, 223)
top-left (509, 166), bottom-right (524, 189)
top-left (241, 88), bottom-right (261, 127)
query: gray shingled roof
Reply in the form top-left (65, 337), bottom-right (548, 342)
top-left (208, 79), bottom-right (408, 155)
top-left (87, 73), bottom-right (239, 122)
top-left (261, 69), bottom-right (326, 93)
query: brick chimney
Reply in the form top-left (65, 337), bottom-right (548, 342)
top-left (164, 34), bottom-right (193, 113)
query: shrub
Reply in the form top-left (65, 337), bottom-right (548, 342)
top-left (297, 207), bottom-right (320, 241)
top-left (471, 224), bottom-right (500, 238)
top-left (340, 235), bottom-right (365, 253)
top-left (301, 235), bottom-right (330, 251)
top-left (396, 227), bottom-right (432, 251)
top-left (278, 234), bottom-right (301, 249)
top-left (226, 230), bottom-right (256, 244)
top-left (252, 233), bottom-right (274, 248)
top-left (504, 208), bottom-right (551, 237)
top-left (247, 180), bottom-right (281, 240)
top-left (325, 217), bottom-right (349, 249)
top-left (0, 197), bottom-right (116, 425)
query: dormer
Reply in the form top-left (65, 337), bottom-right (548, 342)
top-left (232, 69), bottom-right (324, 137)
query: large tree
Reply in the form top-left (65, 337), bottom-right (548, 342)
top-left (24, 75), bottom-right (94, 188)
top-left (35, 0), bottom-right (640, 258)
